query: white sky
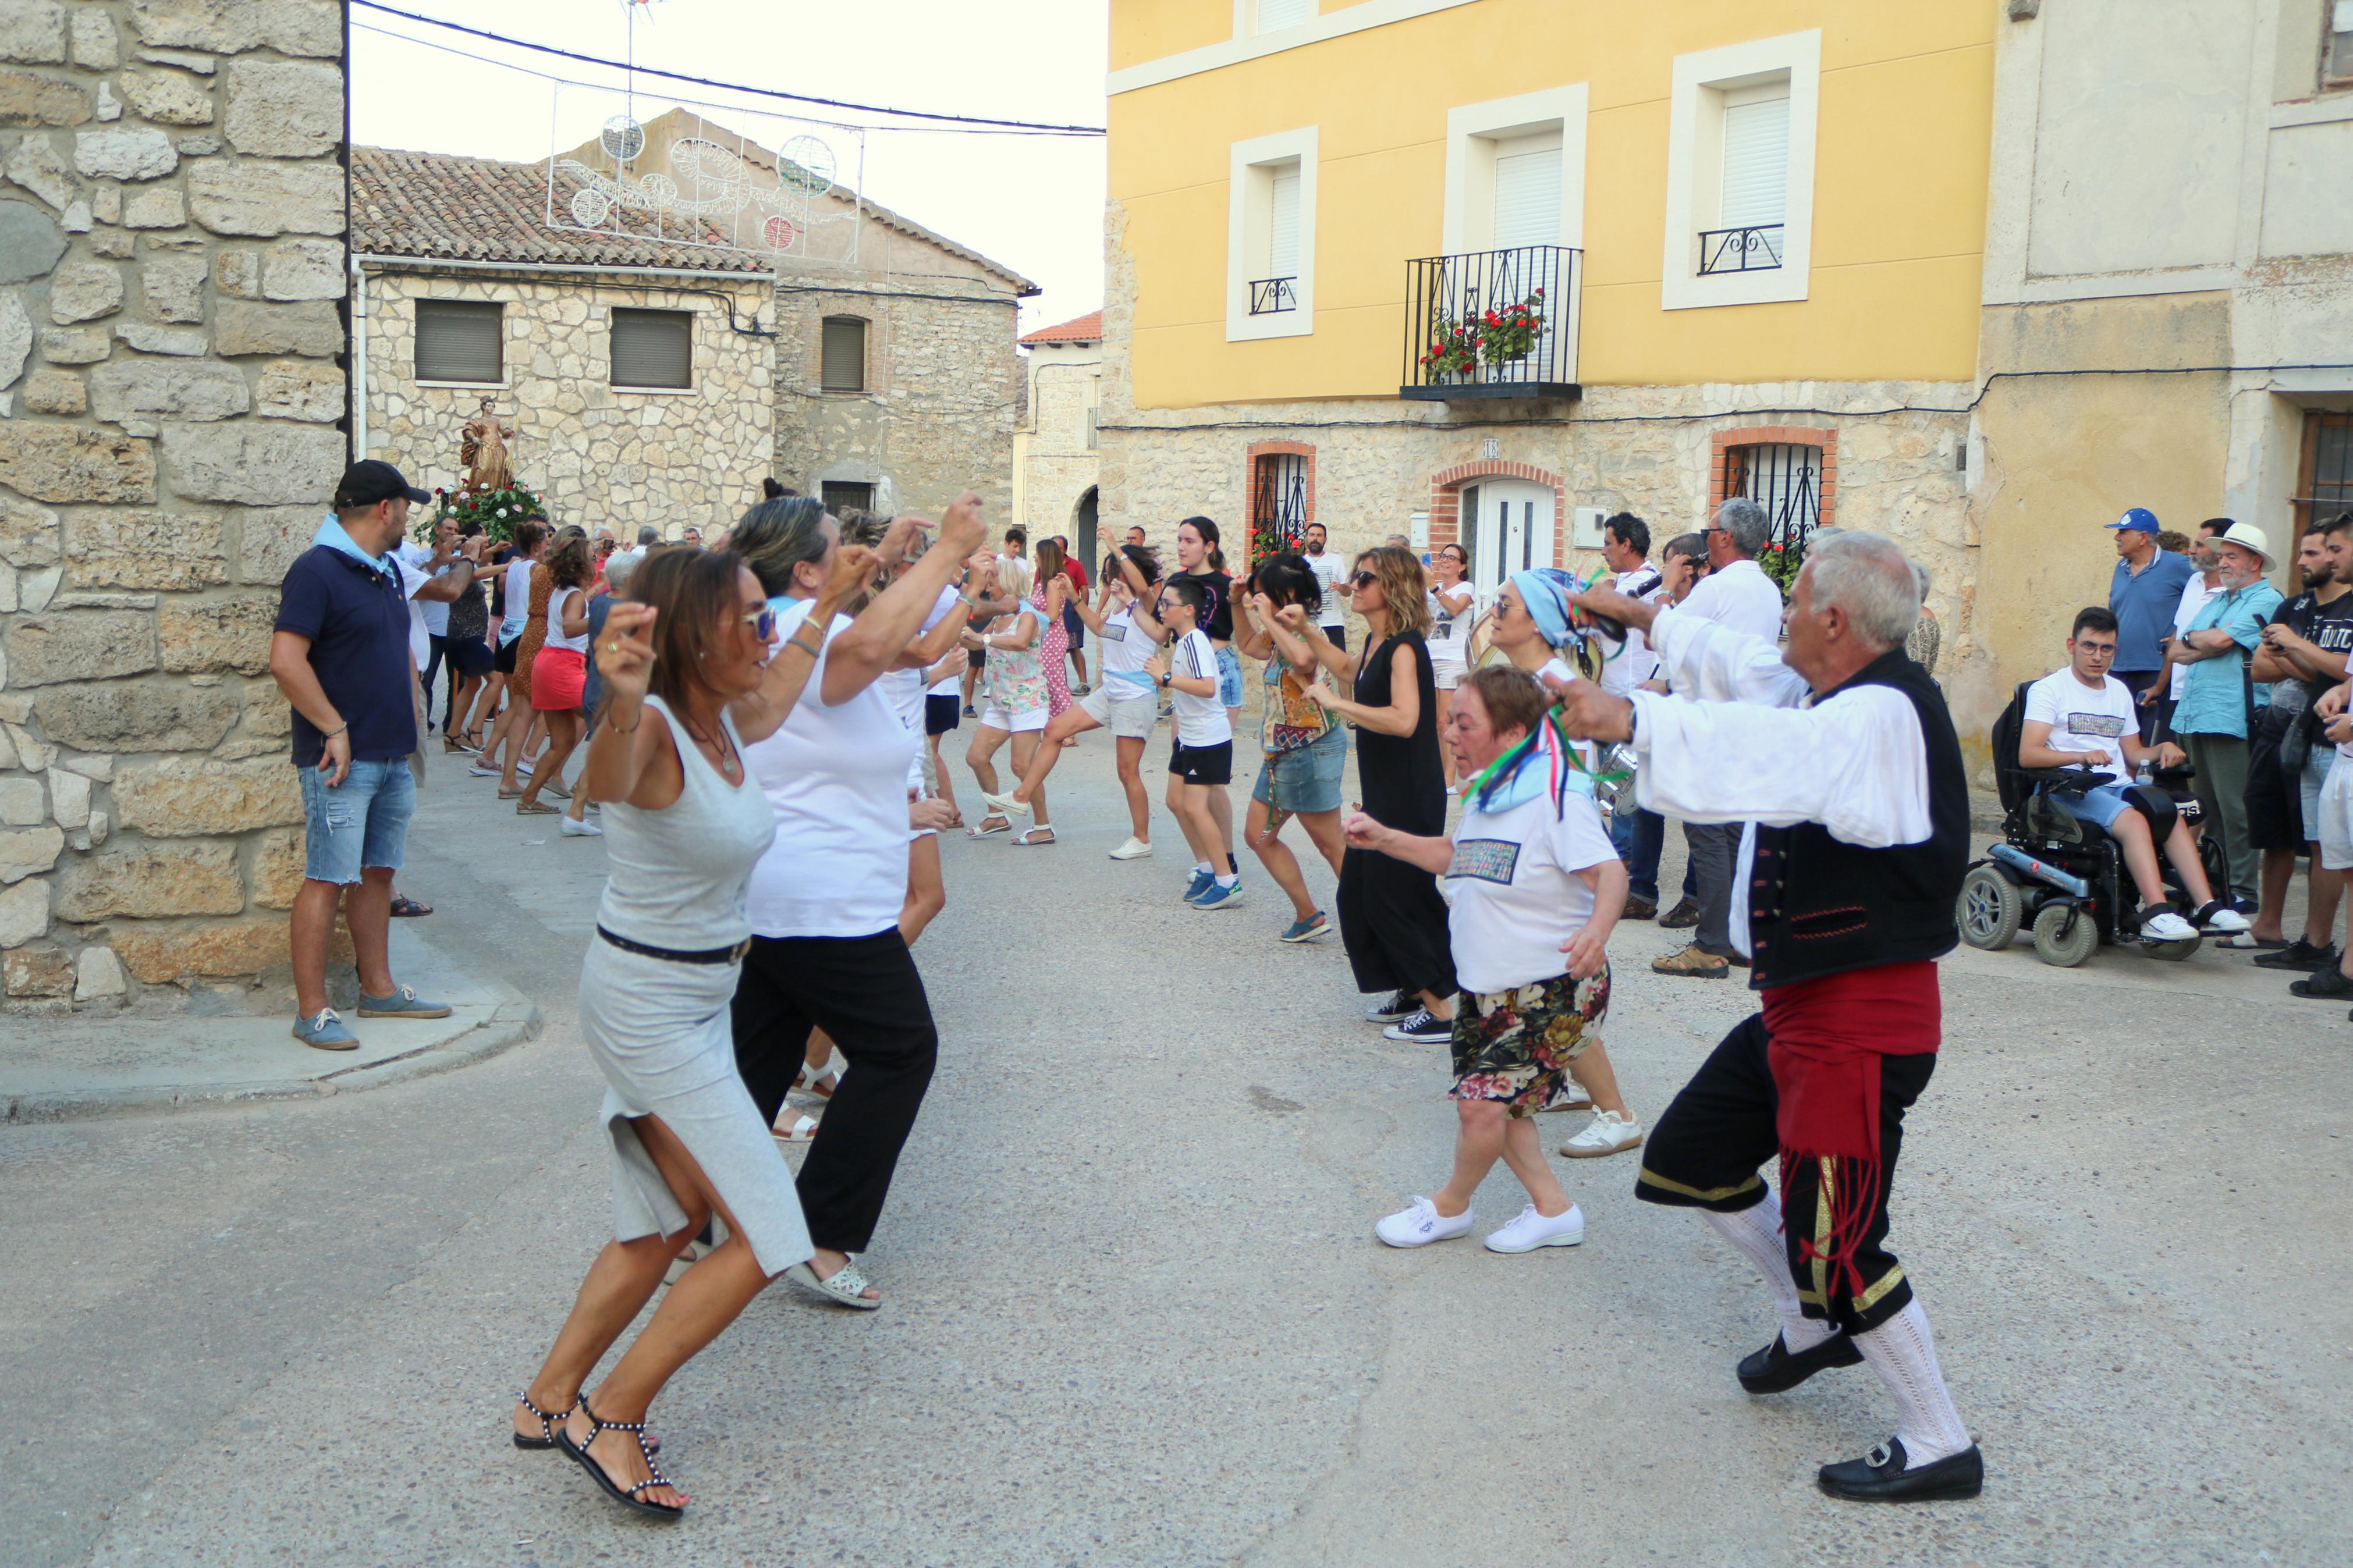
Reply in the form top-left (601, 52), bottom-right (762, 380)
top-left (349, 0), bottom-right (1109, 333)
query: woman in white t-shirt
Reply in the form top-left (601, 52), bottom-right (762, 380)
top-left (1425, 543), bottom-right (1476, 790)
top-left (724, 491), bottom-right (989, 1312)
top-left (1346, 665), bottom-right (1633, 1256)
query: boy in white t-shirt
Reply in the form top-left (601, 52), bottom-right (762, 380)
top-left (1145, 575), bottom-right (1242, 909)
top-left (2020, 606), bottom-right (2249, 940)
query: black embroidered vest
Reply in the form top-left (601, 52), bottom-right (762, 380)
top-left (1745, 649), bottom-right (1969, 991)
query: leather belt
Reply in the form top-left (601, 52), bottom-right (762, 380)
top-left (596, 925), bottom-right (753, 966)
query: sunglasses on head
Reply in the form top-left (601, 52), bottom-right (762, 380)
top-left (744, 605), bottom-right (778, 641)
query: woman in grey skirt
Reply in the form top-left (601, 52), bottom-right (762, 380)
top-left (509, 541), bottom-right (872, 1521)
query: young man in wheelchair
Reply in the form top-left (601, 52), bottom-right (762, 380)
top-left (2020, 606), bottom-right (2252, 942)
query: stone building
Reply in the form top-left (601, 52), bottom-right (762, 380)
top-left (353, 108), bottom-right (1038, 533)
top-left (0, 0), bottom-right (349, 1013)
top-left (1012, 308), bottom-right (1101, 543)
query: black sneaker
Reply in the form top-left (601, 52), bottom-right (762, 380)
top-left (1364, 989), bottom-right (1418, 1023)
top-left (1659, 897), bottom-right (1702, 929)
top-left (1817, 1437), bottom-right (1984, 1503)
top-left (2254, 937), bottom-right (2338, 972)
top-left (2290, 966), bottom-right (2353, 999)
top-left (1383, 1008), bottom-right (1454, 1044)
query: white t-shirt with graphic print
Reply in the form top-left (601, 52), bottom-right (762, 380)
top-left (1170, 628), bottom-right (1231, 747)
top-left (1440, 787), bottom-right (1619, 995)
top-left (2023, 668), bottom-right (2135, 783)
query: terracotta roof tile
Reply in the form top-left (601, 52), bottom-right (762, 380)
top-left (1020, 309), bottom-right (1103, 345)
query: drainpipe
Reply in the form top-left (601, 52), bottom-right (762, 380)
top-left (350, 251), bottom-right (369, 461)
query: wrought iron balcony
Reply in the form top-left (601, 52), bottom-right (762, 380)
top-left (1399, 244), bottom-right (1580, 402)
top-left (1248, 276), bottom-right (1298, 315)
top-left (1697, 224), bottom-right (1784, 275)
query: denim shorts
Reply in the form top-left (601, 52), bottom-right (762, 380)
top-left (2047, 779), bottom-right (2135, 832)
top-left (1215, 645), bottom-right (1245, 709)
top-left (2300, 745), bottom-right (2336, 829)
top-left (299, 757), bottom-right (416, 884)
top-left (1252, 727), bottom-right (1347, 813)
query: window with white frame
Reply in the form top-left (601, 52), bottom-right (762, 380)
top-left (1246, 0), bottom-right (1311, 35)
top-left (1490, 131), bottom-right (1563, 251)
top-left (1226, 127), bottom-right (1318, 342)
top-left (2328, 0), bottom-right (2353, 88)
top-left (1441, 86), bottom-right (1587, 258)
top-left (1660, 31), bottom-right (1819, 311)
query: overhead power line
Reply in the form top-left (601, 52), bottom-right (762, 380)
top-left (350, 1), bottom-right (1108, 136)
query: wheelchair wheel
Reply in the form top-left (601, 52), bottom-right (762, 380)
top-left (2143, 934), bottom-right (2200, 962)
top-left (2031, 902), bottom-right (2098, 967)
top-left (1957, 866), bottom-right (2022, 950)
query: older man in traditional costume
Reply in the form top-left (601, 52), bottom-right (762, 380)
top-left (1552, 531), bottom-right (1983, 1502)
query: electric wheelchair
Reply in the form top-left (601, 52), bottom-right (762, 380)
top-left (1957, 682), bottom-right (2231, 967)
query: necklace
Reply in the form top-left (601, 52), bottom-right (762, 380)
top-left (679, 710), bottom-right (740, 781)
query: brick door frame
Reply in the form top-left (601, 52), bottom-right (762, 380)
top-left (1428, 460), bottom-right (1570, 569)
top-left (1708, 424), bottom-right (1838, 527)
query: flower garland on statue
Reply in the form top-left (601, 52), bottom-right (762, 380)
top-left (410, 482), bottom-right (545, 546)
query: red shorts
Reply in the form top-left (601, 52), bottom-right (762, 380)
top-left (530, 646), bottom-right (585, 711)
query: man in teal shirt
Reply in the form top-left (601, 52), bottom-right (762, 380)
top-left (2173, 523), bottom-right (2284, 905)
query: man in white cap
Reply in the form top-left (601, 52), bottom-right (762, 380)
top-left (2169, 521), bottom-right (2283, 907)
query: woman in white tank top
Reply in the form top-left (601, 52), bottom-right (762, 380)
top-left (512, 541), bottom-right (874, 1523)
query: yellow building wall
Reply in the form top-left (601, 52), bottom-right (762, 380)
top-left (1109, 0), bottom-right (1998, 410)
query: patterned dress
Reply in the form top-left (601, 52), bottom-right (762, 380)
top-left (510, 563), bottom-right (552, 702)
top-left (984, 610), bottom-right (1048, 722)
top-left (1033, 579), bottom-right (1071, 719)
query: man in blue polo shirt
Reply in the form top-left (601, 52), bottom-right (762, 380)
top-left (2107, 506), bottom-right (2195, 742)
top-left (268, 460), bottom-right (455, 1050)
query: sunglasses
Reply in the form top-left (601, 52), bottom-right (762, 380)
top-left (1351, 571), bottom-right (1379, 588)
top-left (744, 605), bottom-right (778, 641)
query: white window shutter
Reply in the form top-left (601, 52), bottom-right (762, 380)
top-left (1490, 141), bottom-right (1561, 250)
top-left (1719, 95), bottom-right (1790, 230)
top-left (1267, 165), bottom-right (1301, 280)
top-left (1256, 0), bottom-right (1311, 33)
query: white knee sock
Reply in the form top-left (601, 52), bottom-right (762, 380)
top-left (1854, 1300), bottom-right (1972, 1467)
top-left (1702, 1193), bottom-right (1836, 1353)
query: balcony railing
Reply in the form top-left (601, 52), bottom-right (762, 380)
top-left (1697, 224), bottom-right (1784, 275)
top-left (1399, 244), bottom-right (1580, 402)
top-left (1248, 276), bottom-right (1298, 315)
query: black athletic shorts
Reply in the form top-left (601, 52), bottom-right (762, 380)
top-left (966, 648), bottom-right (985, 670)
top-left (1170, 738), bottom-right (1233, 787)
top-left (447, 636), bottom-right (493, 680)
top-left (1321, 623), bottom-right (1347, 652)
top-left (493, 637), bottom-right (519, 675)
top-left (925, 693), bottom-right (961, 737)
top-left (2245, 716), bottom-right (2303, 851)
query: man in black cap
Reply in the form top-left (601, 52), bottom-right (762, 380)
top-left (267, 460), bottom-right (464, 1050)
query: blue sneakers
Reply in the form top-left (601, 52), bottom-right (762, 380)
top-left (356, 984), bottom-right (453, 1019)
top-left (1194, 880), bottom-right (1244, 911)
top-left (1183, 869), bottom-right (1215, 903)
top-left (292, 1008), bottom-right (359, 1051)
top-left (1279, 912), bottom-right (1329, 943)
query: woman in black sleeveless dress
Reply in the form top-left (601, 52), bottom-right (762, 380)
top-left (1308, 546), bottom-right (1457, 1040)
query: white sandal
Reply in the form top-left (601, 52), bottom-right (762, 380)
top-left (1012, 826), bottom-right (1056, 847)
top-left (789, 1065), bottom-right (841, 1106)
top-left (785, 1258), bottom-right (882, 1311)
top-left (772, 1113), bottom-right (819, 1145)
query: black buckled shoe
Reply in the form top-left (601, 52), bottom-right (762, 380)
top-left (1736, 1329), bottom-right (1863, 1393)
top-left (1817, 1437), bottom-right (1984, 1502)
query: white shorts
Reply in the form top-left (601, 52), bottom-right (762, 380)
top-left (1080, 681), bottom-right (1158, 739)
top-left (1431, 654), bottom-right (1467, 692)
top-left (979, 704), bottom-right (1048, 735)
top-left (2317, 753), bottom-right (2353, 870)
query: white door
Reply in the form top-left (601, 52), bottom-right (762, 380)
top-left (1465, 478), bottom-right (1556, 602)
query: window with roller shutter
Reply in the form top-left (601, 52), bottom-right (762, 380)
top-left (1489, 134), bottom-right (1561, 251)
top-left (821, 316), bottom-right (868, 392)
top-left (1253, 0), bottom-right (1311, 34)
top-left (609, 308), bottom-right (692, 390)
top-left (416, 300), bottom-right (503, 385)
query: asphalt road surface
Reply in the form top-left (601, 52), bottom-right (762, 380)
top-left (6, 733), bottom-right (2347, 1566)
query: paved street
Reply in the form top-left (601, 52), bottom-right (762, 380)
top-left (6, 734), bottom-right (2350, 1567)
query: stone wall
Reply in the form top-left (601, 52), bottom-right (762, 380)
top-left (362, 269), bottom-right (775, 539)
top-left (0, 0), bottom-right (346, 1012)
top-left (1020, 345), bottom-right (1099, 538)
top-left (771, 280), bottom-right (1019, 522)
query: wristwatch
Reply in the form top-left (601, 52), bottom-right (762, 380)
top-left (1158, 672), bottom-right (1172, 689)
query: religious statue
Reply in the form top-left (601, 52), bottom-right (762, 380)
top-left (460, 397), bottom-right (517, 495)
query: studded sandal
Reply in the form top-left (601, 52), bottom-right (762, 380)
top-left (558, 1393), bottom-right (684, 1521)
top-left (512, 1391), bottom-right (574, 1450)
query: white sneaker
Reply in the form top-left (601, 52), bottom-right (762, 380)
top-left (1108, 835), bottom-right (1153, 861)
top-left (1559, 1108), bottom-right (1644, 1159)
top-left (2202, 905), bottom-right (2251, 934)
top-left (1374, 1196), bottom-right (1474, 1249)
top-left (1483, 1201), bottom-right (1584, 1254)
top-left (559, 816), bottom-right (602, 837)
top-left (2141, 909), bottom-right (2198, 941)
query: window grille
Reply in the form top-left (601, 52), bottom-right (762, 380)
top-left (1726, 442), bottom-right (1821, 552)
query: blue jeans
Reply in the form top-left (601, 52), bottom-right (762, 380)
top-left (1610, 805), bottom-right (1665, 904)
top-left (299, 758), bottom-right (415, 884)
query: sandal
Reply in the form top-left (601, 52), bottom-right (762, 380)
top-left (789, 1065), bottom-right (841, 1105)
top-left (1012, 827), bottom-right (1056, 847)
top-left (785, 1257), bottom-right (882, 1311)
top-left (772, 1112), bottom-right (819, 1144)
top-left (970, 815), bottom-right (1012, 838)
top-left (517, 799), bottom-right (558, 815)
top-left (512, 1390), bottom-right (573, 1450)
top-left (558, 1393), bottom-right (684, 1520)
top-left (388, 894), bottom-right (432, 918)
top-left (443, 733), bottom-right (473, 754)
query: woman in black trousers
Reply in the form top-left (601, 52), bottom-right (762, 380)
top-left (1302, 545), bottom-right (1458, 1041)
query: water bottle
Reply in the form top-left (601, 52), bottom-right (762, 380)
top-left (2136, 756), bottom-right (2153, 785)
